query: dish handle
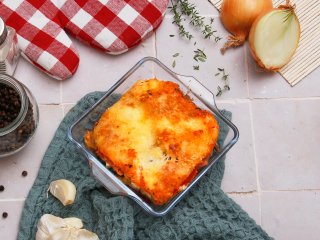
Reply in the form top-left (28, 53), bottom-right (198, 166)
top-left (177, 75), bottom-right (239, 144)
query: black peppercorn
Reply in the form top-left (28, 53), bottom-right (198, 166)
top-left (22, 170), bottom-right (28, 177)
top-left (2, 212), bottom-right (8, 218)
top-left (0, 185), bottom-right (4, 192)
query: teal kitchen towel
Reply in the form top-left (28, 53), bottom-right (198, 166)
top-left (17, 92), bottom-right (272, 240)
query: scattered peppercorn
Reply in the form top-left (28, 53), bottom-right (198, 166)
top-left (0, 185), bottom-right (4, 192)
top-left (22, 170), bottom-right (28, 177)
top-left (2, 212), bottom-right (8, 218)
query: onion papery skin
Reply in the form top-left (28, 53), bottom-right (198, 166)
top-left (249, 6), bottom-right (301, 71)
top-left (220, 0), bottom-right (273, 54)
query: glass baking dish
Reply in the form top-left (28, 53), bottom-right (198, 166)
top-left (68, 57), bottom-right (239, 217)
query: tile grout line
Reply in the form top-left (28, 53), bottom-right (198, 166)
top-left (225, 188), bottom-right (320, 195)
top-left (60, 81), bottom-right (63, 105)
top-left (60, 80), bottom-right (65, 117)
top-left (262, 189), bottom-right (320, 193)
top-left (244, 44), bottom-right (250, 98)
top-left (155, 30), bottom-right (158, 58)
top-left (0, 198), bottom-right (25, 202)
top-left (248, 100), bottom-right (263, 226)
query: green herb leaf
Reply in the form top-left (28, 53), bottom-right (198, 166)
top-left (215, 67), bottom-right (230, 97)
top-left (193, 48), bottom-right (207, 62)
top-left (172, 53), bottom-right (180, 57)
top-left (172, 60), bottom-right (176, 68)
top-left (216, 86), bottom-right (222, 97)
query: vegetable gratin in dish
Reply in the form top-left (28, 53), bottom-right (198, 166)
top-left (68, 57), bottom-right (239, 216)
top-left (84, 79), bottom-right (220, 205)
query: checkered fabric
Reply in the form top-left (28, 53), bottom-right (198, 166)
top-left (0, 0), bottom-right (169, 80)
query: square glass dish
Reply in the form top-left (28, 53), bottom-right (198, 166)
top-left (68, 57), bottom-right (239, 217)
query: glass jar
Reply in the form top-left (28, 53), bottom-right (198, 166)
top-left (0, 17), bottom-right (20, 75)
top-left (0, 74), bottom-right (39, 158)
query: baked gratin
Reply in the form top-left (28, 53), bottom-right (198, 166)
top-left (84, 79), bottom-right (219, 205)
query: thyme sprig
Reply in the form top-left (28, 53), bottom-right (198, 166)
top-left (170, 1), bottom-right (193, 40)
top-left (193, 49), bottom-right (207, 62)
top-left (169, 0), bottom-right (221, 42)
top-left (215, 68), bottom-right (230, 97)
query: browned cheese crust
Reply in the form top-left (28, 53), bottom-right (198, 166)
top-left (84, 79), bottom-right (219, 205)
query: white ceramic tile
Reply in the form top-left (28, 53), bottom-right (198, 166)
top-left (228, 193), bottom-right (260, 225)
top-left (0, 200), bottom-right (24, 240)
top-left (14, 58), bottom-right (61, 104)
top-left (156, 16), bottom-right (248, 100)
top-left (0, 105), bottom-right (63, 198)
top-left (61, 36), bottom-right (156, 103)
top-left (246, 44), bottom-right (320, 98)
top-left (261, 191), bottom-right (320, 240)
top-left (252, 99), bottom-right (320, 190)
top-left (218, 102), bottom-right (257, 192)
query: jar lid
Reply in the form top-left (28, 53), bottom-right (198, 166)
top-left (0, 17), bottom-right (8, 45)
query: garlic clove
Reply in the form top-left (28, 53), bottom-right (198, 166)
top-left (48, 228), bottom-right (100, 240)
top-left (49, 179), bottom-right (76, 206)
top-left (63, 217), bottom-right (83, 229)
top-left (48, 228), bottom-right (72, 240)
top-left (77, 229), bottom-right (100, 240)
top-left (35, 227), bottom-right (50, 240)
top-left (37, 214), bottom-right (66, 236)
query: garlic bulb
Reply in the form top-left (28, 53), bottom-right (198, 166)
top-left (36, 214), bottom-right (99, 240)
top-left (49, 228), bottom-right (100, 240)
top-left (48, 179), bottom-right (76, 206)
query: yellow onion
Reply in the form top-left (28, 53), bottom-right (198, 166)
top-left (249, 0), bottom-right (301, 71)
top-left (220, 0), bottom-right (273, 54)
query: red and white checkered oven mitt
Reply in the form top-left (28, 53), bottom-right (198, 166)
top-left (0, 0), bottom-right (169, 80)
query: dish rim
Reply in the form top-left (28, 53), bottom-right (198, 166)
top-left (67, 56), bottom-right (239, 217)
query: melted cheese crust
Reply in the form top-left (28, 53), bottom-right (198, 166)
top-left (84, 79), bottom-right (219, 205)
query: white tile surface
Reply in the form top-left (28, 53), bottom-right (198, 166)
top-left (219, 102), bottom-right (257, 193)
top-left (0, 200), bottom-right (25, 240)
top-left (261, 191), bottom-right (320, 240)
top-left (252, 99), bottom-right (320, 191)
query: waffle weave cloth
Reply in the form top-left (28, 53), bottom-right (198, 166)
top-left (17, 91), bottom-right (272, 240)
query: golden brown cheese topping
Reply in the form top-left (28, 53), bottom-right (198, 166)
top-left (84, 79), bottom-right (219, 205)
